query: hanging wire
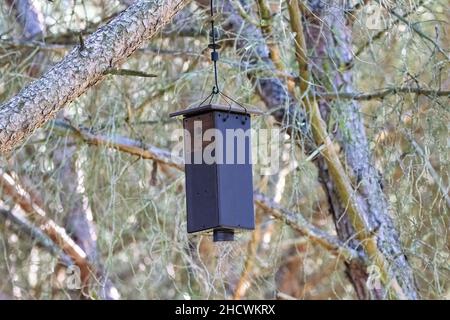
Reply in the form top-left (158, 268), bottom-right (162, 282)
top-left (198, 0), bottom-right (249, 116)
top-left (209, 0), bottom-right (220, 94)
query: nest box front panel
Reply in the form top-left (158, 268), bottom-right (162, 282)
top-left (184, 112), bottom-right (219, 233)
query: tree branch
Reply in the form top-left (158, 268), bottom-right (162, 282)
top-left (0, 205), bottom-right (73, 266)
top-left (0, 0), bottom-right (190, 154)
top-left (297, 0), bottom-right (418, 299)
top-left (53, 119), bottom-right (183, 171)
top-left (288, 0), bottom-right (415, 300)
top-left (0, 170), bottom-right (120, 298)
top-left (374, 0), bottom-right (449, 60)
top-left (254, 193), bottom-right (361, 261)
top-left (0, 170), bottom-right (93, 288)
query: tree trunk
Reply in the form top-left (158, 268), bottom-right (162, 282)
top-left (0, 0), bottom-right (189, 154)
top-left (209, 0), bottom-right (417, 299)
top-left (302, 0), bottom-right (417, 299)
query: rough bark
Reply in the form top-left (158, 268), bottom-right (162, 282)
top-left (0, 0), bottom-right (189, 154)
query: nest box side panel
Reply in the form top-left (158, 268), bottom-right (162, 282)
top-left (214, 111), bottom-right (255, 230)
top-left (183, 112), bottom-right (220, 233)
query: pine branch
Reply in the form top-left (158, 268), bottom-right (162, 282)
top-left (53, 119), bottom-right (184, 170)
top-left (0, 0), bottom-right (190, 154)
top-left (254, 193), bottom-right (361, 261)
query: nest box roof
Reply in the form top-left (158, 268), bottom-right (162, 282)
top-left (169, 104), bottom-right (263, 118)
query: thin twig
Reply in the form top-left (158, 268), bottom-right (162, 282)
top-left (403, 132), bottom-right (450, 208)
top-left (53, 119), bottom-right (184, 170)
top-left (319, 87), bottom-right (450, 100)
top-left (374, 0), bottom-right (449, 60)
top-left (355, 0), bottom-right (427, 57)
top-left (254, 193), bottom-right (361, 261)
top-left (104, 68), bottom-right (157, 77)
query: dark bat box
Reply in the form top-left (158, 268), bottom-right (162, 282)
top-left (170, 104), bottom-right (261, 241)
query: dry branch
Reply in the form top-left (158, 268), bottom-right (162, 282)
top-left (0, 170), bottom-right (93, 287)
top-left (53, 119), bottom-right (183, 170)
top-left (254, 193), bottom-right (360, 261)
top-left (0, 206), bottom-right (73, 266)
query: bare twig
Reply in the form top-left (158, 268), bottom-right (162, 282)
top-left (53, 119), bottom-right (184, 170)
top-left (355, 0), bottom-right (427, 57)
top-left (319, 87), bottom-right (450, 100)
top-left (254, 193), bottom-right (361, 261)
top-left (105, 68), bottom-right (157, 78)
top-left (403, 132), bottom-right (450, 208)
top-left (374, 0), bottom-right (449, 60)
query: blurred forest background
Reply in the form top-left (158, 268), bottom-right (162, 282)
top-left (0, 0), bottom-right (448, 300)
